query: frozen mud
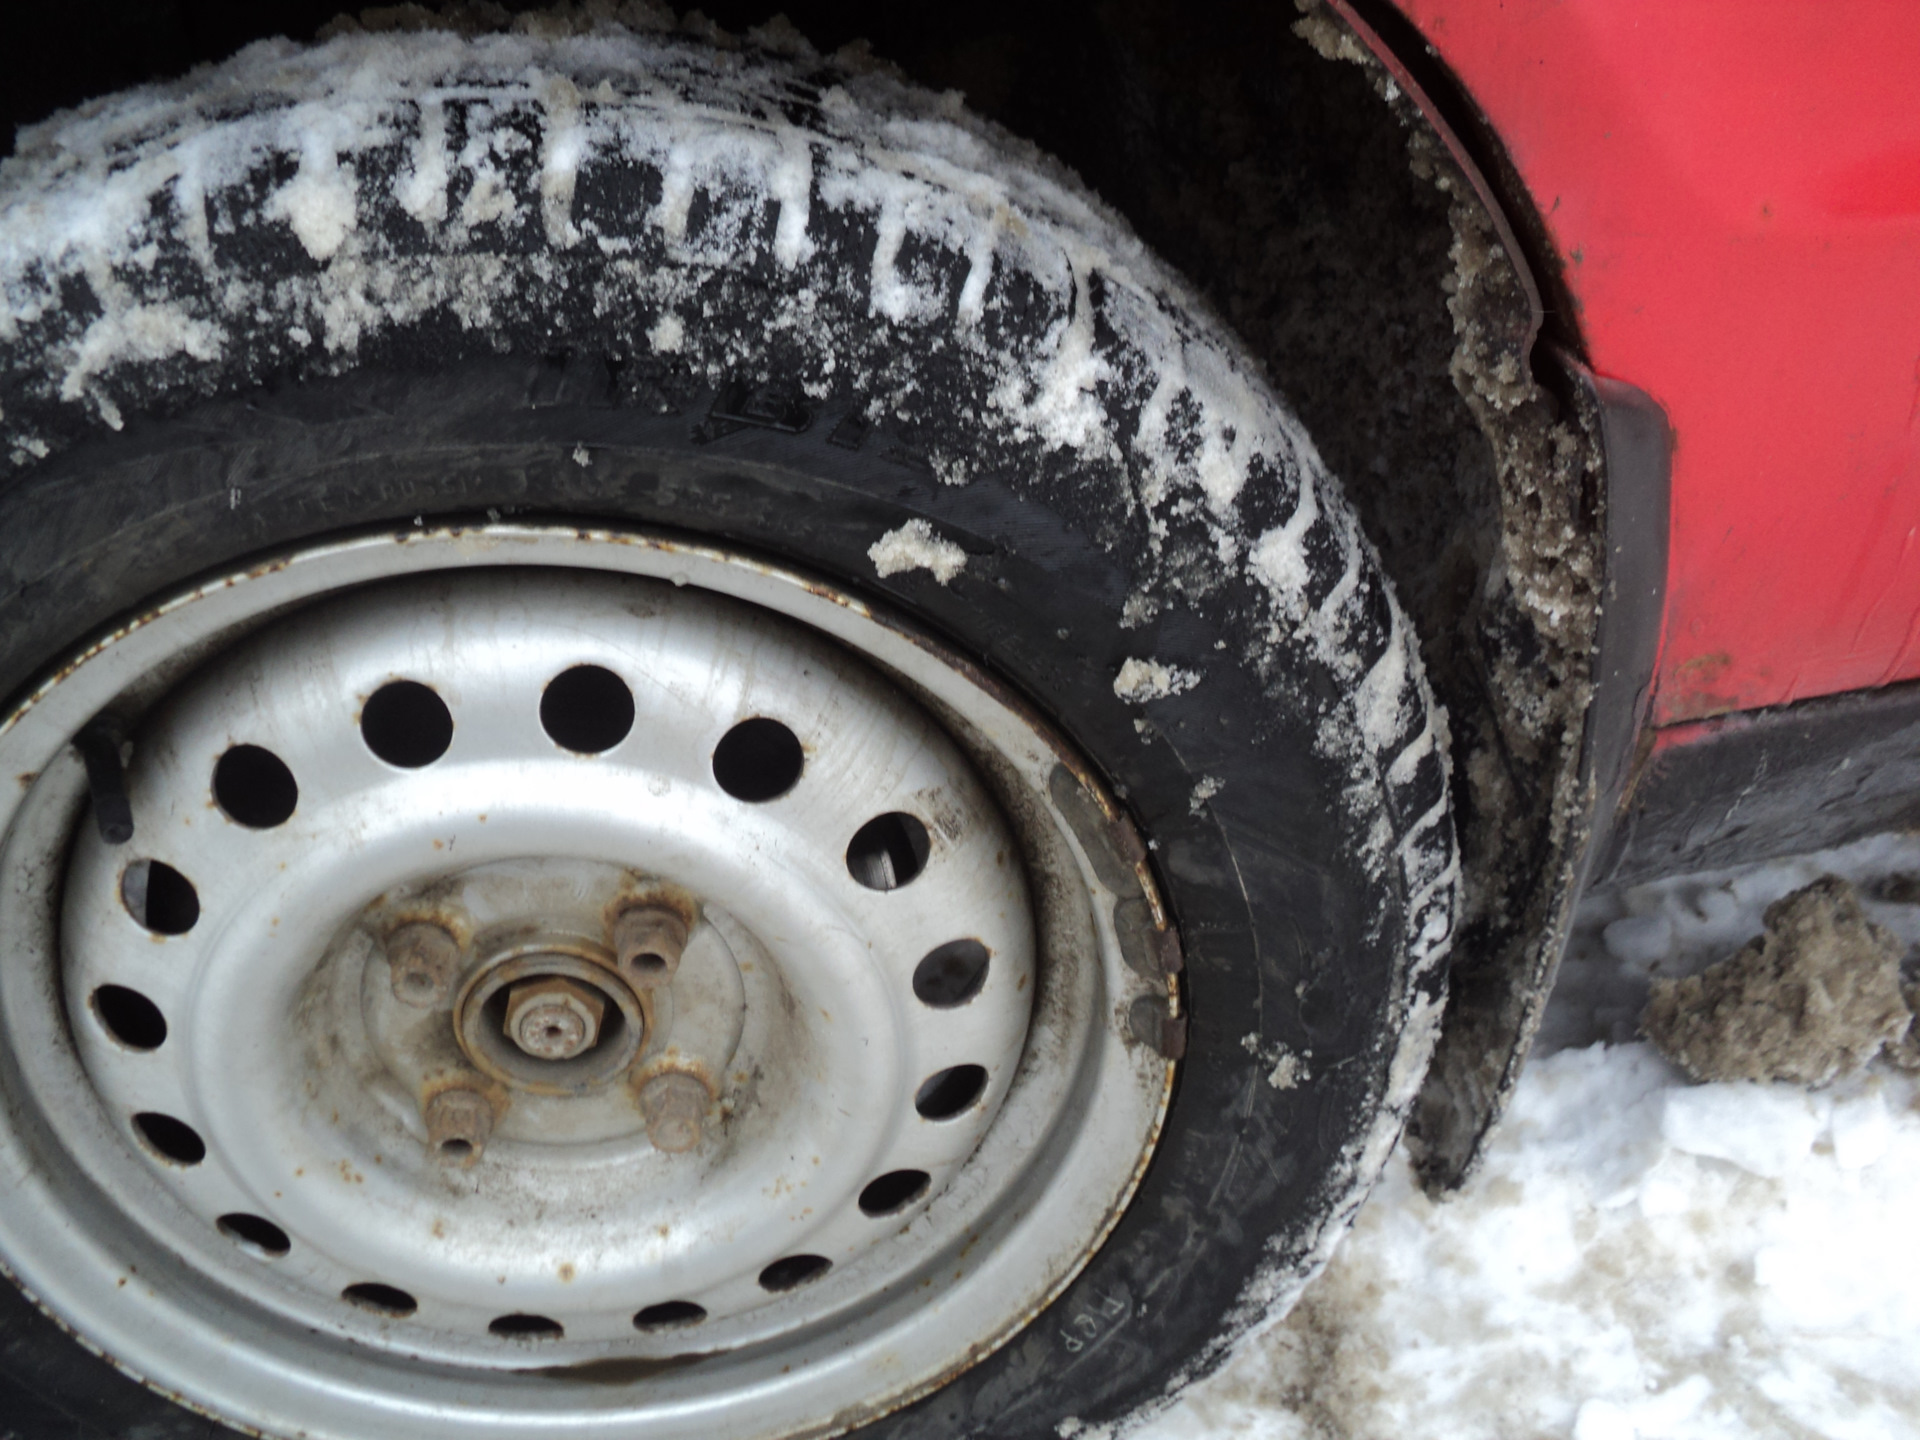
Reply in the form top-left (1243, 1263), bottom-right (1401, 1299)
top-left (1642, 876), bottom-right (1913, 1086)
top-left (1287, 0), bottom-right (1604, 1189)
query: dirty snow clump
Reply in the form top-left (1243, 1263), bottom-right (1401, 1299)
top-left (867, 519), bottom-right (967, 586)
top-left (1642, 875), bottom-right (1912, 1086)
top-left (1113, 657), bottom-right (1200, 704)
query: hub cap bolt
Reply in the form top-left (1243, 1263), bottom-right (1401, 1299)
top-left (612, 905), bottom-right (688, 989)
top-left (638, 1071), bottom-right (711, 1153)
top-left (425, 1087), bottom-right (494, 1166)
top-left (387, 921), bottom-right (461, 1008)
top-left (504, 975), bottom-right (607, 1060)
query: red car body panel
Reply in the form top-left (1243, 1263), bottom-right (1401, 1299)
top-left (1390, 0), bottom-right (1920, 727)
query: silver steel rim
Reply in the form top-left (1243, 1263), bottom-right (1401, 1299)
top-left (0, 527), bottom-right (1177, 1440)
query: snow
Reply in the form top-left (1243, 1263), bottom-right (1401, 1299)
top-left (1544, 831), bottom-right (1920, 1059)
top-left (866, 518), bottom-right (966, 585)
top-left (646, 313), bottom-right (685, 353)
top-left (1189, 775), bottom-right (1224, 814)
top-left (1134, 832), bottom-right (1920, 1440)
top-left (1659, 1082), bottom-right (1824, 1180)
top-left (269, 147), bottom-right (358, 262)
top-left (1242, 1032), bottom-right (1309, 1091)
top-left (58, 302), bottom-right (222, 416)
top-left (1113, 657), bottom-right (1200, 703)
top-left (1353, 608), bottom-right (1409, 750)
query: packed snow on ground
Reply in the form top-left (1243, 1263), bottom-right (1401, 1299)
top-left (1137, 831), bottom-right (1920, 1440)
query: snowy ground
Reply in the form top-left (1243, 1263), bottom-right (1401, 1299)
top-left (1139, 833), bottom-right (1920, 1440)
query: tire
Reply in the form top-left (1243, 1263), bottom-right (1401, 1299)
top-left (0, 18), bottom-right (1457, 1440)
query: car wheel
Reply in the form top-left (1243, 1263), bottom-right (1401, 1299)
top-left (0, 18), bottom-right (1457, 1440)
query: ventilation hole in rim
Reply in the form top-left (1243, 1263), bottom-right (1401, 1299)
top-left (217, 1212), bottom-right (291, 1258)
top-left (915, 1064), bottom-right (988, 1120)
top-left (845, 813), bottom-right (931, 891)
top-left (858, 1169), bottom-right (932, 1216)
top-left (633, 1300), bottom-right (707, 1330)
top-left (540, 665), bottom-right (635, 754)
top-left (211, 744), bottom-right (299, 827)
top-left (490, 1313), bottom-right (565, 1338)
top-left (712, 717), bottom-right (805, 801)
top-left (912, 940), bottom-right (991, 1008)
top-left (343, 1282), bottom-right (417, 1317)
top-left (133, 1112), bottom-right (205, 1165)
top-left (91, 985), bottom-right (167, 1050)
top-left (360, 681), bottom-right (454, 768)
top-left (120, 860), bottom-right (198, 935)
top-left (757, 1254), bottom-right (832, 1292)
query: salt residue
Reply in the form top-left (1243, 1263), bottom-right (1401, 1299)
top-left (1113, 657), bottom-right (1199, 703)
top-left (867, 519), bottom-right (967, 585)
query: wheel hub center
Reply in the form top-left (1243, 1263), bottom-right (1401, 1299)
top-left (504, 973), bottom-right (606, 1060)
top-left (450, 931), bottom-right (651, 1096)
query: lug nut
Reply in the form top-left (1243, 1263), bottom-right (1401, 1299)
top-left (387, 921), bottom-right (461, 1008)
top-left (425, 1087), bottom-right (494, 1166)
top-left (637, 1071), bottom-right (710, 1153)
top-left (504, 975), bottom-right (607, 1061)
top-left (612, 905), bottom-right (688, 989)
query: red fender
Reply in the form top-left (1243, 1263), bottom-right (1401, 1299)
top-left (1387, 0), bottom-right (1920, 726)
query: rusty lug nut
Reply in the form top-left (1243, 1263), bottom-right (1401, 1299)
top-left (425, 1087), bottom-right (494, 1167)
top-left (504, 975), bottom-right (607, 1061)
top-left (637, 1071), bottom-right (711, 1153)
top-left (612, 905), bottom-right (688, 989)
top-left (387, 921), bottom-right (461, 1008)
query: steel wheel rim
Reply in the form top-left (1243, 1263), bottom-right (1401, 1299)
top-left (0, 525), bottom-right (1177, 1440)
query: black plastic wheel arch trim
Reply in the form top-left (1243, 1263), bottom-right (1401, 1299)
top-left (1407, 356), bottom-right (1671, 1189)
